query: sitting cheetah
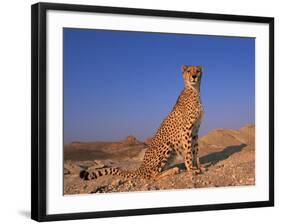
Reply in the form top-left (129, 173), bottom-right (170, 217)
top-left (80, 65), bottom-right (204, 181)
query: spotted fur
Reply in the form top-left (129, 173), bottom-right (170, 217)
top-left (80, 65), bottom-right (204, 180)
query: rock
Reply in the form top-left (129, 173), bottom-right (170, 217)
top-left (64, 161), bottom-right (80, 174)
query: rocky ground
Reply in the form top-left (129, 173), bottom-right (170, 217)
top-left (64, 124), bottom-right (255, 195)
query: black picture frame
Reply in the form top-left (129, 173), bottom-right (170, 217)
top-left (31, 2), bottom-right (274, 222)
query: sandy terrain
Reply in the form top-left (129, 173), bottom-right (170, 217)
top-left (64, 124), bottom-right (255, 195)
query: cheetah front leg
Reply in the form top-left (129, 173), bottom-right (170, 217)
top-left (182, 128), bottom-right (194, 172)
top-left (191, 125), bottom-right (205, 173)
top-left (191, 133), bottom-right (202, 173)
top-left (182, 127), bottom-right (202, 174)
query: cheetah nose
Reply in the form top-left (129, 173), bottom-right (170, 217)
top-left (192, 75), bottom-right (196, 79)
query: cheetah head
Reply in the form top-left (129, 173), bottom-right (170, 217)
top-left (182, 65), bottom-right (203, 89)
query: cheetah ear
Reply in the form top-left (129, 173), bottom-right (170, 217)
top-left (198, 66), bottom-right (203, 71)
top-left (181, 65), bottom-right (188, 73)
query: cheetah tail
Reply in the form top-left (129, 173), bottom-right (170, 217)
top-left (79, 167), bottom-right (139, 180)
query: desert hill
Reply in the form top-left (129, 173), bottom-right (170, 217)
top-left (200, 124), bottom-right (254, 148)
top-left (64, 124), bottom-right (255, 194)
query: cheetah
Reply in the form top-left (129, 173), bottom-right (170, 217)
top-left (80, 65), bottom-right (204, 181)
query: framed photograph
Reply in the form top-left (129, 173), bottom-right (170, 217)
top-left (31, 2), bottom-right (274, 222)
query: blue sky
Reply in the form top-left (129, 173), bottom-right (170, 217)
top-left (63, 28), bottom-right (255, 143)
